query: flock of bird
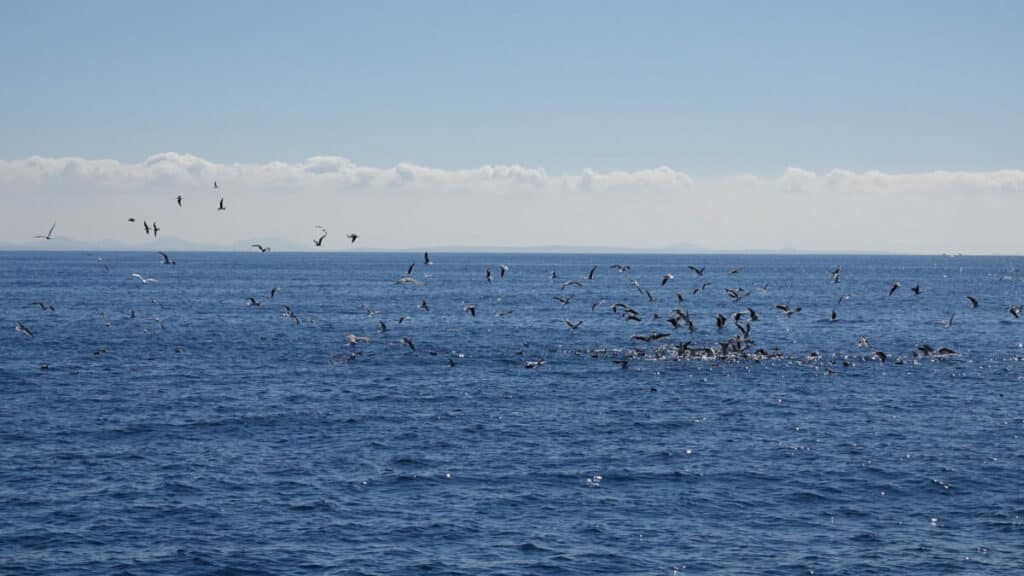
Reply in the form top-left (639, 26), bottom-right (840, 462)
top-left (13, 182), bottom-right (1024, 375)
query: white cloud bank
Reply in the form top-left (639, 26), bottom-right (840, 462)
top-left (1, 153), bottom-right (1022, 253)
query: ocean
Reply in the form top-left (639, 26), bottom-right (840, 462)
top-left (1, 251), bottom-right (1022, 575)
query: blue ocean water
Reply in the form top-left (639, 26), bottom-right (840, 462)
top-left (1, 251), bottom-right (1022, 575)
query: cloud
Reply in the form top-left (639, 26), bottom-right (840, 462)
top-left (1, 154), bottom-right (1022, 253)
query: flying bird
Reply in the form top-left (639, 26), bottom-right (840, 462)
top-left (15, 321), bottom-right (33, 338)
top-left (131, 273), bottom-right (158, 284)
top-left (499, 264), bottom-right (510, 278)
top-left (31, 302), bottom-right (55, 311)
top-left (587, 266), bottom-right (598, 281)
top-left (213, 181), bottom-right (219, 189)
top-left (464, 305), bottom-right (477, 317)
top-left (889, 282), bottom-right (901, 296)
top-left (314, 230), bottom-right (328, 247)
top-left (564, 319), bottom-right (583, 331)
top-left (688, 265), bottom-right (705, 276)
top-left (270, 287), bottom-right (280, 299)
top-left (247, 297), bottom-right (262, 307)
top-left (911, 284), bottom-right (922, 296)
top-left (966, 296), bottom-right (978, 309)
top-left (424, 251), bottom-right (432, 265)
top-left (218, 198), bottom-right (226, 211)
top-left (485, 268), bottom-right (493, 284)
top-left (1010, 306), bottom-right (1021, 318)
top-left (143, 221), bottom-right (151, 235)
top-left (401, 337), bottom-right (416, 351)
top-left (346, 233), bottom-right (358, 244)
top-left (33, 222), bottom-right (56, 240)
top-left (661, 273), bottom-right (674, 286)
top-left (775, 304), bottom-right (802, 317)
top-left (406, 262), bottom-right (415, 275)
top-left (250, 244), bottom-right (271, 253)
top-left (157, 251), bottom-right (175, 265)
top-left (176, 195), bottom-right (183, 207)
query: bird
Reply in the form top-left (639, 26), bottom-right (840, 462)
top-left (346, 233), bottom-right (358, 244)
top-left (15, 321), bottom-right (33, 338)
top-left (424, 252), bottom-right (432, 265)
top-left (830, 309), bottom-right (838, 322)
top-left (176, 195), bottom-right (183, 207)
top-left (33, 222), bottom-right (56, 240)
top-left (966, 296), bottom-right (978, 309)
top-left (406, 262), bottom-right (415, 275)
top-left (218, 198), bottom-right (226, 211)
top-left (143, 221), bottom-right (151, 235)
top-left (564, 319), bottom-right (583, 331)
top-left (377, 320), bottom-right (389, 333)
top-left (560, 280), bottom-right (583, 290)
top-left (524, 359), bottom-right (545, 369)
top-left (911, 284), bottom-right (922, 296)
top-left (485, 268), bottom-right (493, 284)
top-left (775, 304), bottom-right (802, 317)
top-left (246, 297), bottom-right (262, 307)
top-left (661, 273), bottom-right (674, 286)
top-left (554, 295), bottom-right (575, 306)
top-left (587, 266), bottom-right (598, 281)
top-left (692, 282), bottom-right (712, 295)
top-left (157, 251), bottom-right (175, 265)
top-left (418, 299), bottom-right (430, 312)
top-left (688, 265), bottom-right (705, 276)
top-left (829, 266), bottom-right (842, 284)
top-left (1010, 306), bottom-right (1021, 318)
top-left (270, 287), bottom-right (280, 299)
top-left (401, 337), bottom-right (416, 351)
top-left (31, 302), bottom-right (55, 311)
top-left (128, 217), bottom-right (136, 222)
top-left (282, 305), bottom-right (300, 324)
top-left (131, 273), bottom-right (157, 284)
top-left (464, 305), bottom-right (477, 317)
top-left (152, 222), bottom-right (160, 238)
top-left (889, 282), bottom-right (901, 296)
top-left (213, 180), bottom-right (219, 189)
top-left (612, 359), bottom-right (630, 369)
top-left (499, 264), bottom-right (510, 278)
top-left (715, 313), bottom-right (727, 330)
top-left (938, 313), bottom-right (955, 329)
top-left (314, 230), bottom-right (328, 247)
top-left (250, 244), bottom-right (271, 253)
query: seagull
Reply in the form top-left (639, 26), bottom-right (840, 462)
top-left (564, 319), bottom-right (583, 331)
top-left (176, 195), bottom-right (183, 207)
top-left (346, 233), bottom-right (358, 244)
top-left (31, 302), bottom-right (55, 311)
top-left (857, 336), bottom-right (871, 348)
top-left (314, 230), bottom-right (328, 247)
top-left (218, 198), bottom-right (226, 211)
top-left (15, 321), bottom-right (33, 338)
top-left (966, 296), bottom-right (978, 309)
top-left (250, 244), bottom-right (271, 253)
top-left (688, 265), bottom-right (705, 277)
top-left (131, 273), bottom-right (158, 284)
top-left (775, 304), bottom-right (802, 317)
top-left (1010, 306), bottom-right (1021, 318)
top-left (424, 251), bottom-right (432, 265)
top-left (889, 281), bottom-right (901, 296)
top-left (661, 273), bottom-right (674, 286)
top-left (33, 222), bottom-right (56, 240)
top-left (499, 264), bottom-right (510, 278)
top-left (157, 251), bottom-right (175, 265)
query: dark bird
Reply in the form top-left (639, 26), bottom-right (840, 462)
top-left (688, 265), bottom-right (705, 276)
top-left (270, 287), bottom-right (279, 299)
top-left (31, 302), bottom-right (55, 311)
top-left (157, 251), bottom-right (175, 265)
top-left (938, 313), bottom-right (955, 329)
top-left (715, 313), bottom-right (727, 330)
top-left (499, 264), bottom-right (509, 278)
top-left (314, 230), bottom-right (328, 247)
top-left (247, 297), bottom-right (262, 307)
top-left (1010, 306), bottom-right (1021, 318)
top-left (418, 299), bottom-right (430, 312)
top-left (464, 304), bottom-right (477, 317)
top-left (128, 217), bottom-right (136, 222)
top-left (406, 262), bottom-right (415, 275)
top-left (587, 265), bottom-right (598, 281)
top-left (152, 222), bottom-right (160, 238)
top-left (401, 337), bottom-right (416, 351)
top-left (612, 359), bottom-right (630, 369)
top-left (730, 267), bottom-right (743, 275)
top-left (661, 273), bottom-right (674, 286)
top-left (143, 221), bottom-right (151, 235)
top-left (966, 296), bottom-right (978, 309)
top-left (346, 233), bottom-right (358, 244)
top-left (176, 195), bottom-right (182, 207)
top-left (610, 263), bottom-right (631, 272)
top-left (746, 307), bottom-right (760, 322)
top-left (692, 282), bottom-right (712, 295)
top-left (911, 284), bottom-right (922, 296)
top-left (873, 351), bottom-right (887, 363)
top-left (485, 268), bottom-right (493, 284)
top-left (424, 251), bottom-right (432, 265)
top-left (775, 304), bottom-right (802, 317)
top-left (282, 305), bottom-right (300, 325)
top-left (377, 320), bottom-right (389, 333)
top-left (831, 309), bottom-right (838, 322)
top-left (218, 198), bottom-right (226, 211)
top-left (560, 280), bottom-right (583, 290)
top-left (829, 265), bottom-right (841, 284)
top-left (251, 244), bottom-right (271, 253)
top-left (554, 295), bottom-right (575, 306)
top-left (889, 281), bottom-right (901, 296)
top-left (564, 319), bottom-right (583, 331)
top-left (213, 180), bottom-right (219, 189)
top-left (15, 321), bottom-right (33, 338)
top-left (34, 222), bottom-right (56, 240)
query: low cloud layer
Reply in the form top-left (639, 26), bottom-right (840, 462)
top-left (2, 153), bottom-right (1022, 253)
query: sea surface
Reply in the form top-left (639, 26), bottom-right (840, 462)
top-left (1, 251), bottom-right (1022, 575)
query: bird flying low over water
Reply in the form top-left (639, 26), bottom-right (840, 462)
top-left (34, 222), bottom-right (56, 240)
top-left (131, 273), bottom-right (158, 284)
top-left (16, 321), bottom-right (33, 338)
top-left (499, 264), bottom-right (510, 278)
top-left (401, 337), bottom-right (416, 351)
top-left (270, 287), bottom-right (280, 299)
top-left (775, 304), bottom-right (802, 317)
top-left (688, 265), bottom-right (705, 276)
top-left (1010, 306), bottom-right (1021, 318)
top-left (661, 273), bottom-right (673, 286)
top-left (251, 244), bottom-right (271, 253)
top-left (966, 296), bottom-right (979, 309)
top-left (889, 282), bottom-right (901, 296)
top-left (247, 297), bottom-right (262, 307)
top-left (158, 251), bottom-right (175, 265)
top-left (564, 319), bottom-right (583, 331)
top-left (485, 268), bottom-right (493, 284)
top-left (464, 305), bottom-right (477, 317)
top-left (424, 252), bottom-right (432, 265)
top-left (31, 302), bottom-right (55, 311)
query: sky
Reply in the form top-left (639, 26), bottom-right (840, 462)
top-left (1, 1), bottom-right (1022, 253)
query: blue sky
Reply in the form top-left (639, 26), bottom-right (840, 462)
top-left (2, 1), bottom-right (1022, 175)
